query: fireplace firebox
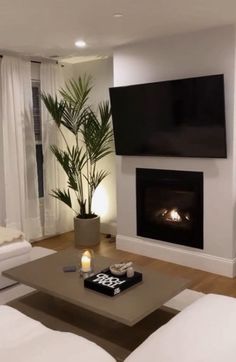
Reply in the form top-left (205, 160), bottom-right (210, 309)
top-left (136, 168), bottom-right (203, 249)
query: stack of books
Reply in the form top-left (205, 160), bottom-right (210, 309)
top-left (84, 268), bottom-right (143, 297)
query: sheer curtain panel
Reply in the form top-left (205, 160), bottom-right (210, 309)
top-left (40, 63), bottom-right (73, 235)
top-left (0, 56), bottom-right (42, 239)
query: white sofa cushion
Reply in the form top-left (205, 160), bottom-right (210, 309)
top-left (0, 240), bottom-right (31, 261)
top-left (125, 294), bottom-right (236, 362)
top-left (0, 305), bottom-right (115, 362)
top-left (0, 240), bottom-right (32, 289)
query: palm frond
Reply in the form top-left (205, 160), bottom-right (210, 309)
top-left (98, 101), bottom-right (112, 125)
top-left (50, 145), bottom-right (71, 175)
top-left (60, 75), bottom-right (92, 108)
top-left (67, 174), bottom-right (78, 191)
top-left (84, 170), bottom-right (109, 191)
top-left (81, 104), bottom-right (113, 164)
top-left (67, 145), bottom-right (87, 172)
top-left (92, 170), bottom-right (109, 189)
top-left (41, 93), bottom-right (65, 128)
top-left (50, 188), bottom-right (72, 209)
top-left (61, 104), bottom-right (88, 135)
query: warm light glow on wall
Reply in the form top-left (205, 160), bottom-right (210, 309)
top-left (92, 185), bottom-right (109, 218)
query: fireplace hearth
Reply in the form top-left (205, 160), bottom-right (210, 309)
top-left (136, 168), bottom-right (203, 249)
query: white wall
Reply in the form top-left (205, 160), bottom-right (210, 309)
top-left (62, 64), bottom-right (74, 82)
top-left (72, 58), bottom-right (117, 234)
top-left (113, 26), bottom-right (236, 275)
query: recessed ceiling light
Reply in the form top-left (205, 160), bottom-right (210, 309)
top-left (75, 40), bottom-right (87, 48)
top-left (113, 13), bottom-right (123, 18)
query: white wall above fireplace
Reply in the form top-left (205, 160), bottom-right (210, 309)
top-left (113, 25), bottom-right (236, 276)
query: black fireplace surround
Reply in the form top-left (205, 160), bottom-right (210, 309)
top-left (136, 168), bottom-right (203, 249)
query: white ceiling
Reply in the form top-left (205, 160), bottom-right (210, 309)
top-left (0, 0), bottom-right (236, 61)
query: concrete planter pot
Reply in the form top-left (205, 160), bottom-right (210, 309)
top-left (74, 216), bottom-right (100, 247)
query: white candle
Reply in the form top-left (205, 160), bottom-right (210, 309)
top-left (81, 252), bottom-right (91, 272)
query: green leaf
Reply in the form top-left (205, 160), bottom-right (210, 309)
top-left (50, 145), bottom-right (71, 174)
top-left (84, 170), bottom-right (109, 191)
top-left (61, 103), bottom-right (88, 135)
top-left (41, 93), bottom-right (65, 127)
top-left (50, 188), bottom-right (72, 209)
top-left (81, 104), bottom-right (113, 164)
top-left (60, 75), bottom-right (92, 109)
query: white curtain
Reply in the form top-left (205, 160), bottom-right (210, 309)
top-left (41, 63), bottom-right (73, 235)
top-left (0, 56), bottom-right (42, 239)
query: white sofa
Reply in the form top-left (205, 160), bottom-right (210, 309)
top-left (0, 305), bottom-right (115, 362)
top-left (0, 294), bottom-right (235, 361)
top-left (0, 240), bottom-right (32, 289)
top-left (126, 293), bottom-right (236, 362)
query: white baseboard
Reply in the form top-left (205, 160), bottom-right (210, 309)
top-left (31, 229), bottom-right (74, 243)
top-left (116, 234), bottom-right (236, 277)
top-left (32, 222), bottom-right (117, 243)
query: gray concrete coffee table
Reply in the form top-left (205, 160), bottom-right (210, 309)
top-left (3, 248), bottom-right (189, 327)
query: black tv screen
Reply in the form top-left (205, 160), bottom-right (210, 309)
top-left (109, 74), bottom-right (227, 158)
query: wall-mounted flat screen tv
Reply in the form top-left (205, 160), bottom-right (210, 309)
top-left (109, 74), bottom-right (227, 158)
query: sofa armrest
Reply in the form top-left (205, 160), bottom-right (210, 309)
top-left (0, 305), bottom-right (115, 362)
top-left (125, 294), bottom-right (236, 362)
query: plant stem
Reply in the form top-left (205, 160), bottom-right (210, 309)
top-left (58, 127), bottom-right (70, 150)
top-left (86, 153), bottom-right (90, 214)
top-left (75, 133), bottom-right (85, 214)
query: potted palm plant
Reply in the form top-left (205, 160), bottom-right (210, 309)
top-left (41, 75), bottom-right (113, 246)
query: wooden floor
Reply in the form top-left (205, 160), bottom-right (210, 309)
top-left (34, 232), bottom-right (236, 298)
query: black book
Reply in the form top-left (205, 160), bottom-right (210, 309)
top-left (84, 268), bottom-right (143, 297)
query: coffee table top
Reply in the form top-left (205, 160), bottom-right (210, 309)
top-left (4, 248), bottom-right (189, 326)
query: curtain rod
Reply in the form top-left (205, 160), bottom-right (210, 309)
top-left (0, 55), bottom-right (41, 64)
top-left (0, 55), bottom-right (60, 65)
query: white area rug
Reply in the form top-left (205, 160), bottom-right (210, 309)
top-left (0, 247), bottom-right (204, 310)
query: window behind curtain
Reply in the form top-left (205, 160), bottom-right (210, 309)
top-left (32, 80), bottom-right (44, 198)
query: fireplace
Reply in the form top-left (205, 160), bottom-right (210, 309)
top-left (136, 168), bottom-right (203, 249)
